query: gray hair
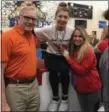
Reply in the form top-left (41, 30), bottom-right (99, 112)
top-left (19, 6), bottom-right (37, 16)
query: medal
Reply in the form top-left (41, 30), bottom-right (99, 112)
top-left (55, 30), bottom-right (66, 52)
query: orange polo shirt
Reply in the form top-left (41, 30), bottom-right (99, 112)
top-left (2, 25), bottom-right (38, 80)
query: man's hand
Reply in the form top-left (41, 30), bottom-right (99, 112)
top-left (2, 102), bottom-right (11, 112)
top-left (1, 63), bottom-right (11, 112)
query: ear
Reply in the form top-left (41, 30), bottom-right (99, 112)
top-left (17, 15), bottom-right (20, 20)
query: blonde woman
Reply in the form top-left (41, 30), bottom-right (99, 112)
top-left (61, 27), bottom-right (102, 112)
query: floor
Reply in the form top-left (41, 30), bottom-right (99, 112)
top-left (39, 72), bottom-right (104, 111)
top-left (39, 72), bottom-right (81, 111)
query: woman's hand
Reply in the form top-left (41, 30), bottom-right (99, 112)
top-left (63, 50), bottom-right (70, 58)
top-left (59, 45), bottom-right (70, 59)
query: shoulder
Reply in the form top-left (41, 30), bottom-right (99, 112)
top-left (98, 39), bottom-right (108, 46)
top-left (2, 27), bottom-right (20, 44)
top-left (97, 39), bottom-right (109, 52)
top-left (66, 25), bottom-right (73, 31)
top-left (2, 27), bottom-right (14, 35)
top-left (2, 27), bottom-right (12, 33)
top-left (2, 28), bottom-right (15, 40)
top-left (66, 26), bottom-right (73, 37)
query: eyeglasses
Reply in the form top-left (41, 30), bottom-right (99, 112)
top-left (21, 15), bottom-right (37, 22)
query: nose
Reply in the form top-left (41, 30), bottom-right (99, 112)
top-left (28, 19), bottom-right (33, 23)
top-left (60, 17), bottom-right (67, 22)
top-left (74, 36), bottom-right (80, 40)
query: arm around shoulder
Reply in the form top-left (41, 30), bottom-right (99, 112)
top-left (34, 26), bottom-right (52, 43)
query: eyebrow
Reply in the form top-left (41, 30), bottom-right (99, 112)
top-left (21, 15), bottom-right (37, 19)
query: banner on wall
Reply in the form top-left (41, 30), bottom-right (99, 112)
top-left (8, 0), bottom-right (51, 28)
top-left (99, 21), bottom-right (107, 29)
top-left (8, 0), bottom-right (41, 27)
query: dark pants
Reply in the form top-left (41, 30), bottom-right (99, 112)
top-left (44, 52), bottom-right (70, 99)
top-left (104, 101), bottom-right (109, 112)
top-left (49, 71), bottom-right (70, 97)
top-left (77, 90), bottom-right (100, 112)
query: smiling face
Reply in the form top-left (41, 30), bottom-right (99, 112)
top-left (18, 7), bottom-right (37, 32)
top-left (55, 9), bottom-right (69, 30)
top-left (73, 30), bottom-right (84, 46)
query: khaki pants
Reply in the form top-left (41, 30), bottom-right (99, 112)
top-left (6, 79), bottom-right (40, 112)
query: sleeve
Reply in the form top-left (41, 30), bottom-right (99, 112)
top-left (66, 49), bottom-right (96, 75)
top-left (34, 26), bottom-right (52, 42)
top-left (1, 33), bottom-right (12, 62)
top-left (97, 40), bottom-right (106, 53)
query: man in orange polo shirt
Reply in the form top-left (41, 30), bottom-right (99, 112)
top-left (1, 6), bottom-right (40, 111)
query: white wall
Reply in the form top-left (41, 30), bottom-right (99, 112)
top-left (41, 1), bottom-right (108, 39)
top-left (1, 1), bottom-right (108, 39)
top-left (67, 1), bottom-right (108, 39)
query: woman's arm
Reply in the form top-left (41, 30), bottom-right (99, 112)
top-left (63, 49), bottom-right (96, 75)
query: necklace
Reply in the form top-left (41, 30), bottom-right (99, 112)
top-left (55, 29), bottom-right (66, 47)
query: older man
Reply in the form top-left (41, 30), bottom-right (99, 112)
top-left (2, 6), bottom-right (40, 111)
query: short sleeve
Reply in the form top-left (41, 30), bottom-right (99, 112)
top-left (1, 33), bottom-right (12, 62)
top-left (34, 25), bottom-right (52, 40)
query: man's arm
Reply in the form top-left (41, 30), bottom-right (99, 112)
top-left (34, 28), bottom-right (59, 51)
top-left (2, 62), bottom-right (11, 111)
top-left (34, 27), bottom-right (49, 43)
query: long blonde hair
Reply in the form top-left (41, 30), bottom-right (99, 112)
top-left (69, 27), bottom-right (92, 63)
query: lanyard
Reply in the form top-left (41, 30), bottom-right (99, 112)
top-left (55, 30), bottom-right (66, 46)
